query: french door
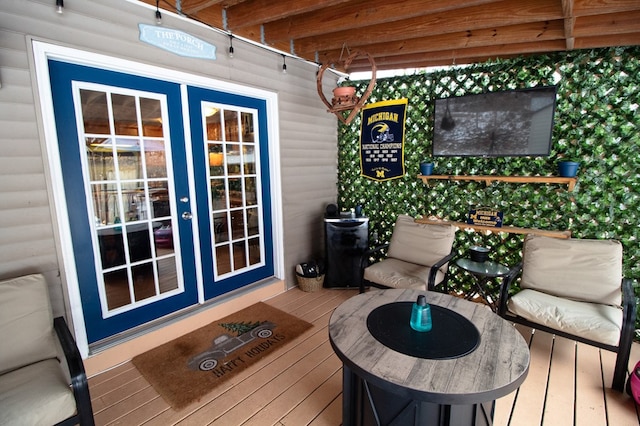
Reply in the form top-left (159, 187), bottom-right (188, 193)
top-left (47, 59), bottom-right (274, 345)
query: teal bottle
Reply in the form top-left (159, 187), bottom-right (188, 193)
top-left (410, 295), bottom-right (432, 332)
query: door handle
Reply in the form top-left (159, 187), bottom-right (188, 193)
top-left (182, 212), bottom-right (193, 220)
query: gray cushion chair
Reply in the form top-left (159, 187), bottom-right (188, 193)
top-left (498, 234), bottom-right (636, 392)
top-left (360, 214), bottom-right (457, 293)
top-left (0, 273), bottom-right (94, 425)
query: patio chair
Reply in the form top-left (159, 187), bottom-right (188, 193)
top-left (360, 214), bottom-right (456, 293)
top-left (0, 273), bottom-right (94, 425)
top-left (497, 234), bottom-right (636, 392)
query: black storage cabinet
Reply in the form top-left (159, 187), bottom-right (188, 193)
top-left (324, 217), bottom-right (368, 288)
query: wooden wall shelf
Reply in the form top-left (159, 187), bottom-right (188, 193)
top-left (418, 175), bottom-right (578, 191)
top-left (415, 218), bottom-right (572, 239)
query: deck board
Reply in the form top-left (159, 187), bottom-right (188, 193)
top-left (542, 335), bottom-right (575, 425)
top-left (87, 287), bottom-right (640, 425)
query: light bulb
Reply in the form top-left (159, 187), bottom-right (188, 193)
top-left (56, 0), bottom-right (63, 14)
top-left (155, 0), bottom-right (162, 25)
top-left (228, 36), bottom-right (234, 58)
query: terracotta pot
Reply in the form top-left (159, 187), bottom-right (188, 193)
top-left (333, 86), bottom-right (356, 98)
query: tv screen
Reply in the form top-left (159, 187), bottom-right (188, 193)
top-left (432, 86), bottom-right (557, 157)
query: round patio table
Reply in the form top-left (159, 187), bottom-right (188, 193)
top-left (329, 289), bottom-right (530, 426)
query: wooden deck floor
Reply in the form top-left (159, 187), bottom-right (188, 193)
top-left (88, 287), bottom-right (640, 425)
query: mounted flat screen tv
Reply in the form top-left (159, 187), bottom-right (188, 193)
top-left (432, 86), bottom-right (557, 157)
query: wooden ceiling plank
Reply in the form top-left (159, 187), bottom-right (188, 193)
top-left (263, 0), bottom-right (514, 42)
top-left (226, 0), bottom-right (352, 30)
top-left (291, 1), bottom-right (564, 56)
top-left (574, 32), bottom-right (640, 49)
top-left (312, 20), bottom-right (566, 63)
top-left (180, 0), bottom-right (226, 15)
top-left (187, 5), bottom-right (226, 29)
top-left (573, 0), bottom-right (640, 17)
top-left (346, 40), bottom-right (567, 71)
top-left (574, 10), bottom-right (640, 37)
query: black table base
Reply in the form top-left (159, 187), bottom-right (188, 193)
top-left (344, 365), bottom-right (495, 426)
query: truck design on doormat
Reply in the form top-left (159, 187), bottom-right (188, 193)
top-left (188, 321), bottom-right (276, 371)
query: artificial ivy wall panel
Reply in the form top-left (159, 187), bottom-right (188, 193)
top-left (337, 47), bottom-right (640, 318)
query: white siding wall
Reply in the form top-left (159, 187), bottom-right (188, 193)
top-left (0, 0), bottom-right (339, 315)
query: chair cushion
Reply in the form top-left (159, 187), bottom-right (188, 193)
top-left (520, 235), bottom-right (623, 306)
top-left (0, 358), bottom-right (76, 426)
top-left (507, 289), bottom-right (622, 346)
top-left (0, 274), bottom-right (58, 375)
top-left (364, 258), bottom-right (446, 290)
top-left (387, 215), bottom-right (455, 268)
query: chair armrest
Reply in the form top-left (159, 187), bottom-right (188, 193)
top-left (359, 243), bottom-right (390, 293)
top-left (359, 243), bottom-right (390, 270)
top-left (497, 262), bottom-right (523, 317)
top-left (427, 250), bottom-right (456, 291)
top-left (54, 316), bottom-right (95, 426)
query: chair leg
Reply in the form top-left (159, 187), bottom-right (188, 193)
top-left (613, 342), bottom-right (633, 392)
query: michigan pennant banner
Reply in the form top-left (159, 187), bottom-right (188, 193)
top-left (359, 99), bottom-right (407, 181)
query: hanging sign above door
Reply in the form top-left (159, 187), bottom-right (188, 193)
top-left (139, 24), bottom-right (217, 60)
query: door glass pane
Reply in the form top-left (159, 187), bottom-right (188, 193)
top-left (144, 139), bottom-right (167, 178)
top-left (78, 86), bottom-right (183, 316)
top-left (203, 103), bottom-right (264, 278)
top-left (224, 110), bottom-right (239, 141)
top-left (140, 98), bottom-right (163, 137)
top-left (112, 94), bottom-right (139, 136)
top-left (216, 245), bottom-right (232, 275)
top-left (241, 112), bottom-right (254, 142)
top-left (81, 90), bottom-right (109, 134)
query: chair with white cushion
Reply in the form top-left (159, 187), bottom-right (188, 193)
top-left (0, 273), bottom-right (94, 425)
top-left (360, 215), bottom-right (456, 293)
top-left (497, 234), bottom-right (636, 392)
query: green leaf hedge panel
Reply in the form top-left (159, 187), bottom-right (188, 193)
top-left (337, 46), bottom-right (640, 330)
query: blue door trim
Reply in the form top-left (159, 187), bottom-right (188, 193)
top-left (48, 60), bottom-right (199, 343)
top-left (187, 86), bottom-right (274, 299)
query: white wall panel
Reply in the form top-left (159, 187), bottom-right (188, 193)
top-left (0, 0), bottom-right (341, 317)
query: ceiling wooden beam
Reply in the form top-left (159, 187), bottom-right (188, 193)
top-left (573, 0), bottom-right (640, 16)
top-left (291, 0), bottom-right (563, 55)
top-left (345, 40), bottom-right (567, 72)
top-left (226, 0), bottom-right (352, 30)
top-left (180, 0), bottom-right (226, 15)
top-left (573, 32), bottom-right (640, 49)
top-left (562, 0), bottom-right (575, 50)
top-left (313, 21), bottom-right (566, 64)
top-left (262, 0), bottom-right (507, 42)
top-left (574, 10), bottom-right (640, 37)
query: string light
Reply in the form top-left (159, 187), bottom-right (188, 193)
top-left (282, 55), bottom-right (287, 74)
top-left (228, 35), bottom-right (234, 58)
top-left (155, 0), bottom-right (162, 25)
top-left (55, 0), bottom-right (63, 14)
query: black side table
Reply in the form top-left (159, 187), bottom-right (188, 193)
top-left (456, 258), bottom-right (510, 312)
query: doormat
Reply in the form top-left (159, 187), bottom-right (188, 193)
top-left (131, 302), bottom-right (312, 410)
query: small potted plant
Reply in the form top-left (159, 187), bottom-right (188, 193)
top-left (332, 86), bottom-right (357, 106)
top-left (558, 160), bottom-right (579, 177)
top-left (420, 161), bottom-right (434, 176)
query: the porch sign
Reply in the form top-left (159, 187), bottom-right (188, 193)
top-left (359, 99), bottom-right (407, 181)
top-left (139, 24), bottom-right (216, 60)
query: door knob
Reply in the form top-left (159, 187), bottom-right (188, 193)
top-left (182, 212), bottom-right (193, 220)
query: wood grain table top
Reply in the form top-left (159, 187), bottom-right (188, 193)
top-left (329, 289), bottom-right (530, 405)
